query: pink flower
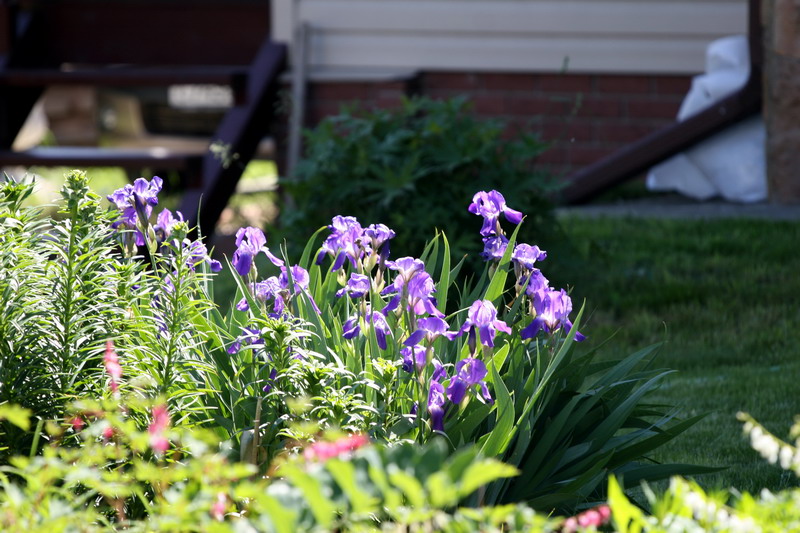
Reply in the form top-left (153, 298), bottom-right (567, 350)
top-left (562, 504), bottom-right (611, 532)
top-left (148, 404), bottom-right (170, 454)
top-left (103, 340), bottom-right (122, 393)
top-left (69, 416), bottom-right (85, 431)
top-left (210, 492), bottom-right (227, 521)
top-left (304, 434), bottom-right (370, 462)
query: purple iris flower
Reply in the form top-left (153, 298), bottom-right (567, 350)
top-left (405, 272), bottom-right (443, 316)
top-left (262, 367), bottom-right (279, 394)
top-left (382, 259), bottom-right (443, 317)
top-left (279, 264), bottom-right (320, 313)
top-left (447, 299), bottom-right (512, 348)
top-left (519, 268), bottom-right (549, 298)
top-left (361, 223), bottom-right (395, 261)
top-left (232, 227), bottom-right (284, 277)
top-left (404, 316), bottom-right (449, 346)
top-left (468, 190), bottom-right (523, 236)
top-left (154, 208), bottom-right (184, 241)
top-left (279, 264), bottom-right (310, 291)
top-left (316, 216), bottom-right (365, 270)
top-left (480, 235), bottom-right (509, 262)
top-left (335, 273), bottom-right (371, 299)
top-left (520, 288), bottom-right (586, 342)
top-left (342, 314), bottom-right (361, 340)
top-left (227, 326), bottom-right (264, 354)
top-left (446, 358), bottom-right (493, 405)
top-left (428, 381), bottom-right (447, 432)
top-left (107, 176), bottom-right (163, 245)
top-left (236, 277), bottom-right (281, 312)
top-left (512, 243), bottom-right (547, 270)
top-left (185, 240), bottom-right (222, 272)
top-left (384, 257), bottom-right (424, 290)
top-left (400, 345), bottom-right (427, 373)
top-left (342, 309), bottom-right (392, 350)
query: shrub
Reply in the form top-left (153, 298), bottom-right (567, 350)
top-left (0, 401), bottom-right (565, 532)
top-left (279, 96), bottom-right (555, 266)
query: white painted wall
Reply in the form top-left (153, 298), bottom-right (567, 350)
top-left (271, 0), bottom-right (748, 75)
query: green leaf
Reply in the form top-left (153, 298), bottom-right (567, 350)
top-left (387, 466), bottom-right (426, 509)
top-left (299, 225), bottom-right (327, 270)
top-left (0, 404), bottom-right (31, 431)
top-left (279, 463), bottom-right (337, 528)
top-left (459, 459), bottom-right (519, 498)
top-left (326, 458), bottom-right (379, 514)
top-left (436, 232), bottom-right (452, 315)
top-left (480, 362), bottom-right (515, 457)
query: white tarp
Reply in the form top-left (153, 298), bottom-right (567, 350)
top-left (646, 35), bottom-right (767, 203)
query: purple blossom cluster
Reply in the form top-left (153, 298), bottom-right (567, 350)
top-left (470, 189), bottom-right (584, 343)
top-left (107, 176), bottom-right (163, 246)
top-left (106, 178), bottom-right (221, 272)
top-left (232, 227), bottom-right (283, 277)
top-left (234, 263), bottom-right (318, 315)
top-left (316, 216), bottom-right (395, 272)
top-left (312, 212), bottom-right (508, 434)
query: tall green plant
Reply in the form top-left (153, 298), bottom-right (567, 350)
top-left (0, 172), bottom-right (141, 457)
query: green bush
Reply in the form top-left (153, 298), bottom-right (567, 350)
top-left (279, 96), bottom-right (555, 265)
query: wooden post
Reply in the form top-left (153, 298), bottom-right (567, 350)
top-left (764, 0), bottom-right (800, 202)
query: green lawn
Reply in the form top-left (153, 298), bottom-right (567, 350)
top-left (543, 215), bottom-right (800, 494)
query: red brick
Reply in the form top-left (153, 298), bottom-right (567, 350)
top-left (535, 146), bottom-right (569, 165)
top-left (425, 88), bottom-right (479, 101)
top-left (374, 81), bottom-right (409, 92)
top-left (575, 96), bottom-right (624, 118)
top-left (626, 99), bottom-right (681, 120)
top-left (506, 95), bottom-right (573, 117)
top-left (568, 144), bottom-right (617, 166)
top-left (653, 75), bottom-right (692, 95)
top-left (473, 94), bottom-right (507, 115)
top-left (482, 72), bottom-right (539, 92)
top-left (422, 72), bottom-right (482, 91)
top-left (311, 82), bottom-right (371, 100)
top-left (594, 122), bottom-right (661, 143)
top-left (595, 75), bottom-right (653, 94)
top-left (373, 97), bottom-right (405, 111)
top-left (540, 119), bottom-right (593, 143)
top-left (538, 74), bottom-right (594, 93)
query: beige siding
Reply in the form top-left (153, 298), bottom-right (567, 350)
top-left (272, 0), bottom-right (748, 74)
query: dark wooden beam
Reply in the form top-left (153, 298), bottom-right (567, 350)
top-left (179, 41), bottom-right (287, 239)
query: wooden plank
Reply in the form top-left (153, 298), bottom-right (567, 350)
top-left (0, 146), bottom-right (203, 169)
top-left (0, 66), bottom-right (248, 86)
top-left (297, 0), bottom-right (746, 36)
top-left (308, 33), bottom-right (729, 74)
top-left (272, 0), bottom-right (748, 74)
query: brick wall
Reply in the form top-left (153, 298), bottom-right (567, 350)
top-left (292, 71), bottom-right (692, 179)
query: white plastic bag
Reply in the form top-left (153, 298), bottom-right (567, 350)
top-left (646, 35), bottom-right (767, 202)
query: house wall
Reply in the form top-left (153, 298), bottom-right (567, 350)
top-left (272, 0), bottom-right (749, 177)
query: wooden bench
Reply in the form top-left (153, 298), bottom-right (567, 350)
top-left (0, 0), bottom-right (286, 239)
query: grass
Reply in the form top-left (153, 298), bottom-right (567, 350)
top-left (543, 215), bottom-right (800, 495)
